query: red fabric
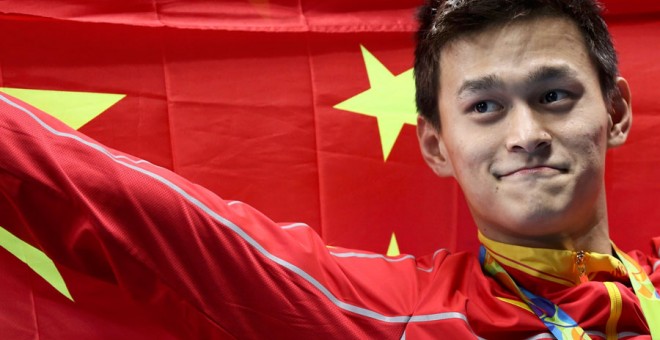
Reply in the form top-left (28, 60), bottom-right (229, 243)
top-left (1, 93), bottom-right (658, 338)
top-left (0, 0), bottom-right (660, 337)
top-left (1, 0), bottom-right (658, 257)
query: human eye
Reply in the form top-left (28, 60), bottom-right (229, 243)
top-left (540, 89), bottom-right (570, 104)
top-left (472, 100), bottom-right (503, 114)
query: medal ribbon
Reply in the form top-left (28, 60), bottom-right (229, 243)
top-left (480, 245), bottom-right (660, 339)
top-left (479, 246), bottom-right (590, 339)
top-left (613, 246), bottom-right (660, 338)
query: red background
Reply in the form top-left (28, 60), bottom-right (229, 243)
top-left (1, 0), bottom-right (658, 256)
top-left (0, 1), bottom-right (659, 336)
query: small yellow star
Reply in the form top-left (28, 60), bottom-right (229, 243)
top-left (334, 46), bottom-right (417, 161)
top-left (387, 232), bottom-right (401, 257)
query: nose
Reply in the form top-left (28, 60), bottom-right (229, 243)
top-left (505, 105), bottom-right (551, 153)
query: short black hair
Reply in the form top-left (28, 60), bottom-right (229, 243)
top-left (414, 0), bottom-right (618, 127)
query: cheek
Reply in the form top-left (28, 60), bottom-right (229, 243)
top-left (446, 133), bottom-right (496, 180)
top-left (559, 116), bottom-right (609, 168)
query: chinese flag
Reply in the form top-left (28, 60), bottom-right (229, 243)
top-left (0, 0), bottom-right (659, 338)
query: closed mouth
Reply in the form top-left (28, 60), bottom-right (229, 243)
top-left (496, 165), bottom-right (568, 179)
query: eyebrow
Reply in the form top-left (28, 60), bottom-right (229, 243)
top-left (457, 74), bottom-right (504, 98)
top-left (456, 65), bottom-right (579, 98)
top-left (526, 65), bottom-right (578, 84)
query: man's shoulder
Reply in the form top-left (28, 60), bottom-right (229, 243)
top-left (625, 239), bottom-right (660, 277)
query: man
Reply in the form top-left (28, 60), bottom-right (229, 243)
top-left (0, 0), bottom-right (657, 339)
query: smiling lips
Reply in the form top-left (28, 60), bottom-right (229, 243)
top-left (498, 165), bottom-right (567, 179)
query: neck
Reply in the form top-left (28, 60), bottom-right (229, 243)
top-left (478, 215), bottom-right (612, 255)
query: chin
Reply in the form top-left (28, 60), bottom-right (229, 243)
top-left (485, 206), bottom-right (575, 239)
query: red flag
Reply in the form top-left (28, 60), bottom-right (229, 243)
top-left (1, 0), bottom-right (660, 337)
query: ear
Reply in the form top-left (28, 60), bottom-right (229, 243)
top-left (607, 77), bottom-right (632, 148)
top-left (417, 116), bottom-right (454, 177)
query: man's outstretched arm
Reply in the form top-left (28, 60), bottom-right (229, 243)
top-left (0, 92), bottom-right (423, 338)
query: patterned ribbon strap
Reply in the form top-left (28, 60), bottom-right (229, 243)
top-left (479, 246), bottom-right (591, 340)
top-left (613, 247), bottom-right (660, 338)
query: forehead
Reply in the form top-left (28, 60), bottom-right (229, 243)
top-left (438, 15), bottom-right (596, 93)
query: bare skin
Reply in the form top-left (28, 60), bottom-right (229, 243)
top-left (417, 15), bottom-right (632, 254)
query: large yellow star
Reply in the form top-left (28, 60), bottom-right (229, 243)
top-left (334, 46), bottom-right (417, 161)
top-left (0, 226), bottom-right (74, 301)
top-left (0, 87), bottom-right (125, 129)
top-left (0, 87), bottom-right (125, 301)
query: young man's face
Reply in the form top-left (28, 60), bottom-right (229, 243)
top-left (418, 16), bottom-right (631, 246)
